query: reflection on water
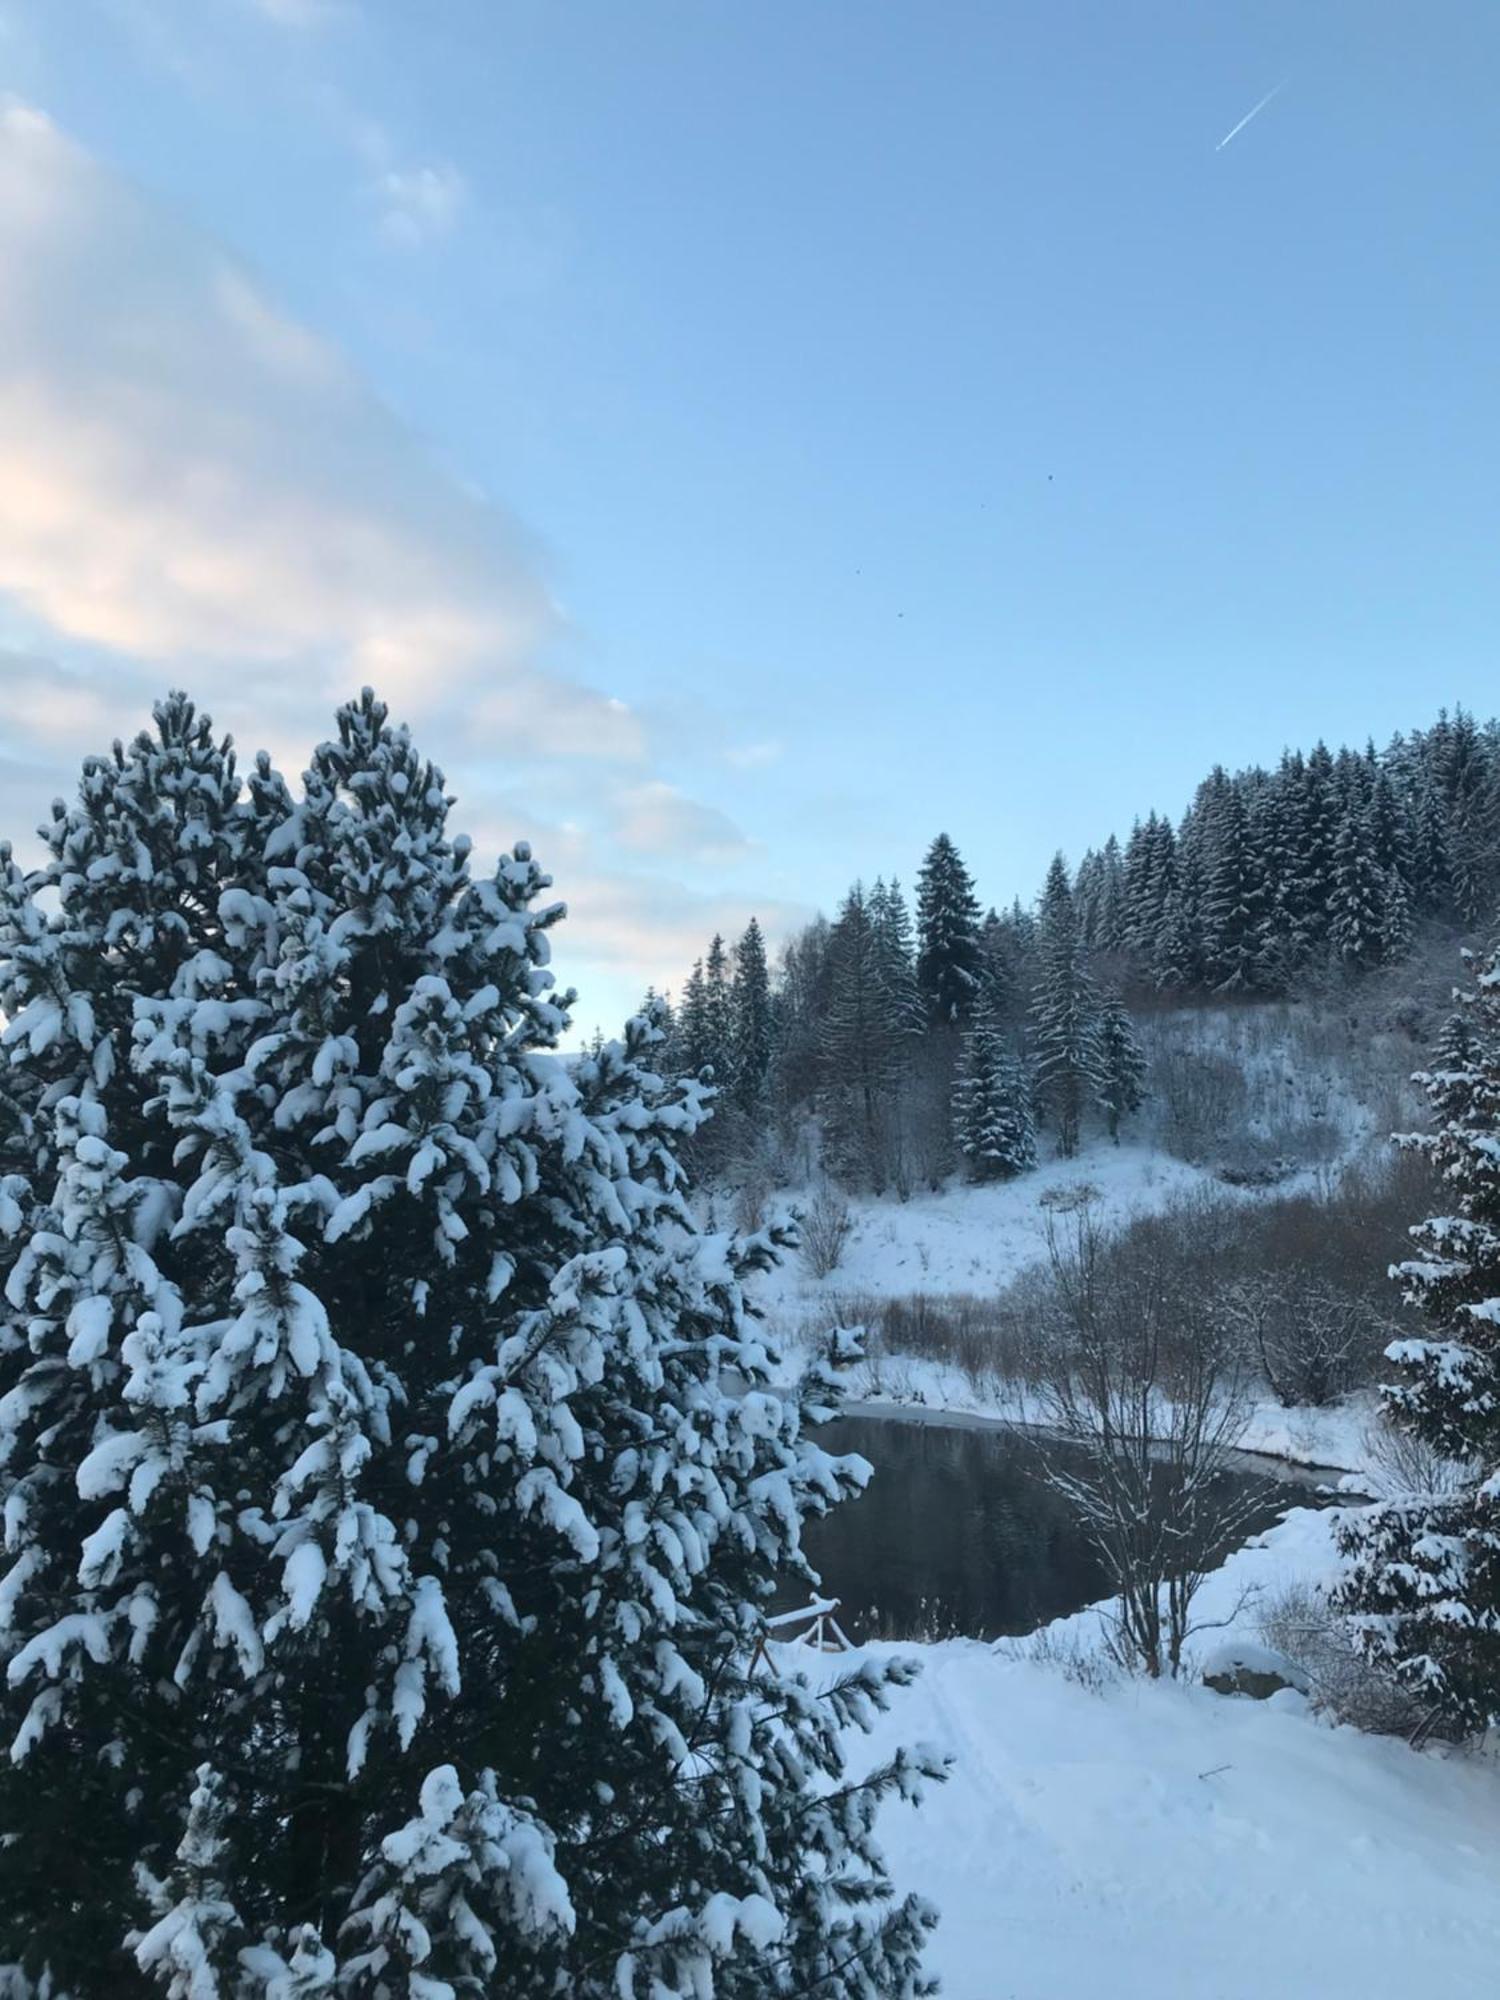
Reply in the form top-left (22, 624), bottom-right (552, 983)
top-left (798, 1415), bottom-right (1303, 1644)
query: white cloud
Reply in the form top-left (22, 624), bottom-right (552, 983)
top-left (612, 781), bottom-right (750, 860)
top-left (0, 102), bottom-right (764, 1026)
top-left (378, 162), bottom-right (466, 248)
top-left (247, 0), bottom-right (348, 26)
top-left (725, 738), bottom-right (785, 770)
top-left (0, 102), bottom-right (610, 736)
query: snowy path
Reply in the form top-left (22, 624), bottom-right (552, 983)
top-left (803, 1506), bottom-right (1500, 1998)
top-left (860, 1641), bottom-right (1500, 1999)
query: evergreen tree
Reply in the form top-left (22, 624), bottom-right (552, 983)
top-left (1201, 780), bottom-right (1264, 995)
top-left (1431, 708), bottom-right (1495, 926)
top-left (953, 1013), bottom-right (1035, 1181)
top-left (768, 917), bottom-right (832, 1116)
top-left (1382, 866), bottom-right (1414, 966)
top-left (1094, 834), bottom-right (1128, 955)
top-left (1073, 849), bottom-right (1105, 951)
top-left (821, 885), bottom-right (904, 1188)
top-left (915, 834), bottom-right (983, 1025)
top-left (730, 917), bottom-right (773, 1115)
top-left (677, 958), bottom-right (711, 1074)
top-left (1152, 883), bottom-right (1200, 993)
top-left (703, 931), bottom-right (736, 1086)
top-left (1123, 814), bottom-right (1177, 962)
top-left (1328, 803), bottom-right (1389, 969)
top-left (869, 877), bottom-right (925, 1041)
top-left (1030, 855), bottom-right (1100, 1158)
top-left (1094, 991), bottom-right (1147, 1141)
top-left (1292, 743), bottom-right (1339, 953)
top-left (1409, 778), bottom-right (1454, 917)
top-left (0, 693), bottom-right (942, 1997)
top-left (1337, 952), bottom-right (1500, 1729)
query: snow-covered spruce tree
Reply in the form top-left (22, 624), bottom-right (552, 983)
top-left (1200, 781), bottom-right (1264, 996)
top-left (0, 692), bottom-right (942, 1997)
top-left (914, 834), bottom-right (982, 1026)
top-left (820, 883), bottom-right (905, 1190)
top-left (1327, 804), bottom-right (1390, 971)
top-left (1030, 855), bottom-right (1100, 1159)
top-left (728, 917), bottom-right (772, 1116)
top-left (1093, 991), bottom-right (1146, 1143)
top-left (953, 1015), bottom-right (1035, 1182)
top-left (1335, 951), bottom-right (1500, 1731)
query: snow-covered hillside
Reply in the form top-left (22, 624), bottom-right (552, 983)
top-left (761, 1140), bottom-right (1217, 1316)
top-left (811, 1507), bottom-right (1500, 2000)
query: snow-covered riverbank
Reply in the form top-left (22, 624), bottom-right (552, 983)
top-left (799, 1505), bottom-right (1500, 1999)
top-left (829, 1365), bottom-right (1379, 1483)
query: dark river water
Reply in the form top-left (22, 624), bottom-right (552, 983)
top-left (796, 1411), bottom-right (1332, 1644)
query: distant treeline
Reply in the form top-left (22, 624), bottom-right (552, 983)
top-left (652, 707), bottom-right (1493, 1191)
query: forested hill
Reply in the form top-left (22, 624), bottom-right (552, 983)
top-left (655, 706), bottom-right (1496, 1189)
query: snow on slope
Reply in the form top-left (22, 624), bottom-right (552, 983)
top-left (816, 1506), bottom-right (1500, 1999)
top-left (760, 1141), bottom-right (1216, 1318)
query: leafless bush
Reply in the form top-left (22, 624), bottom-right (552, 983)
top-left (1005, 1623), bottom-right (1121, 1695)
top-left (1221, 1270), bottom-right (1369, 1408)
top-left (732, 1168), bottom-right (773, 1237)
top-left (1147, 1043), bottom-right (1252, 1164)
top-left (1035, 1202), bottom-right (1266, 1678)
top-left (799, 1184), bottom-right (854, 1278)
top-left (812, 1288), bottom-right (1040, 1391)
top-left (1258, 1580), bottom-right (1450, 1738)
top-left (1359, 1409), bottom-right (1474, 1500)
top-left (1038, 1180), bottom-right (1102, 1214)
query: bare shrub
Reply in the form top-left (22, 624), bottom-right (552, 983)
top-left (1360, 1409), bottom-right (1474, 1500)
top-left (1147, 1042), bottom-right (1252, 1164)
top-left (1221, 1271), bottom-right (1368, 1408)
top-left (1038, 1180), bottom-right (1102, 1214)
top-left (1035, 1202), bottom-right (1267, 1678)
top-left (811, 1288), bottom-right (1039, 1392)
top-left (1005, 1623), bottom-right (1121, 1695)
top-left (1258, 1580), bottom-right (1451, 1738)
top-left (732, 1168), bottom-right (772, 1237)
top-left (799, 1184), bottom-right (854, 1278)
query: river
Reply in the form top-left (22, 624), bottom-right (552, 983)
top-left (796, 1409), bottom-right (1338, 1644)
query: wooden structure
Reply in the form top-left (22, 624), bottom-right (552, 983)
top-left (750, 1596), bottom-right (854, 1676)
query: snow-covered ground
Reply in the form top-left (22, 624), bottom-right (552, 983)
top-left (798, 1505), bottom-right (1500, 1999)
top-left (759, 1140), bottom-right (1232, 1318)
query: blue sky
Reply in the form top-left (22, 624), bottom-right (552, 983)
top-left (0, 1), bottom-right (1496, 1032)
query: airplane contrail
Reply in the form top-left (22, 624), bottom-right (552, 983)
top-left (1215, 78), bottom-right (1287, 152)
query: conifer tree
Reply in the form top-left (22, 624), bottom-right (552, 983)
top-left (1030, 854), bottom-right (1100, 1158)
top-left (1152, 886), bottom-right (1199, 993)
top-left (1201, 782), bottom-right (1263, 995)
top-left (1337, 952), bottom-right (1500, 1729)
top-left (1328, 804), bottom-right (1390, 969)
top-left (0, 693), bottom-right (942, 1997)
top-left (1408, 778), bottom-right (1454, 916)
top-left (1123, 814), bottom-right (1176, 961)
top-left (1094, 991), bottom-right (1147, 1141)
top-left (953, 1014), bottom-right (1035, 1181)
top-left (821, 885), bottom-right (903, 1188)
top-left (1382, 867), bottom-right (1414, 965)
top-left (704, 931), bottom-right (736, 1087)
top-left (915, 834), bottom-right (983, 1025)
top-left (730, 917), bottom-right (773, 1115)
top-left (869, 877), bottom-right (924, 1042)
top-left (677, 958), bottom-right (711, 1074)
top-left (1094, 834), bottom-right (1128, 955)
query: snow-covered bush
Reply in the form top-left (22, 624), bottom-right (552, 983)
top-left (1257, 1583), bottom-right (1447, 1740)
top-left (0, 692), bottom-right (942, 1996)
